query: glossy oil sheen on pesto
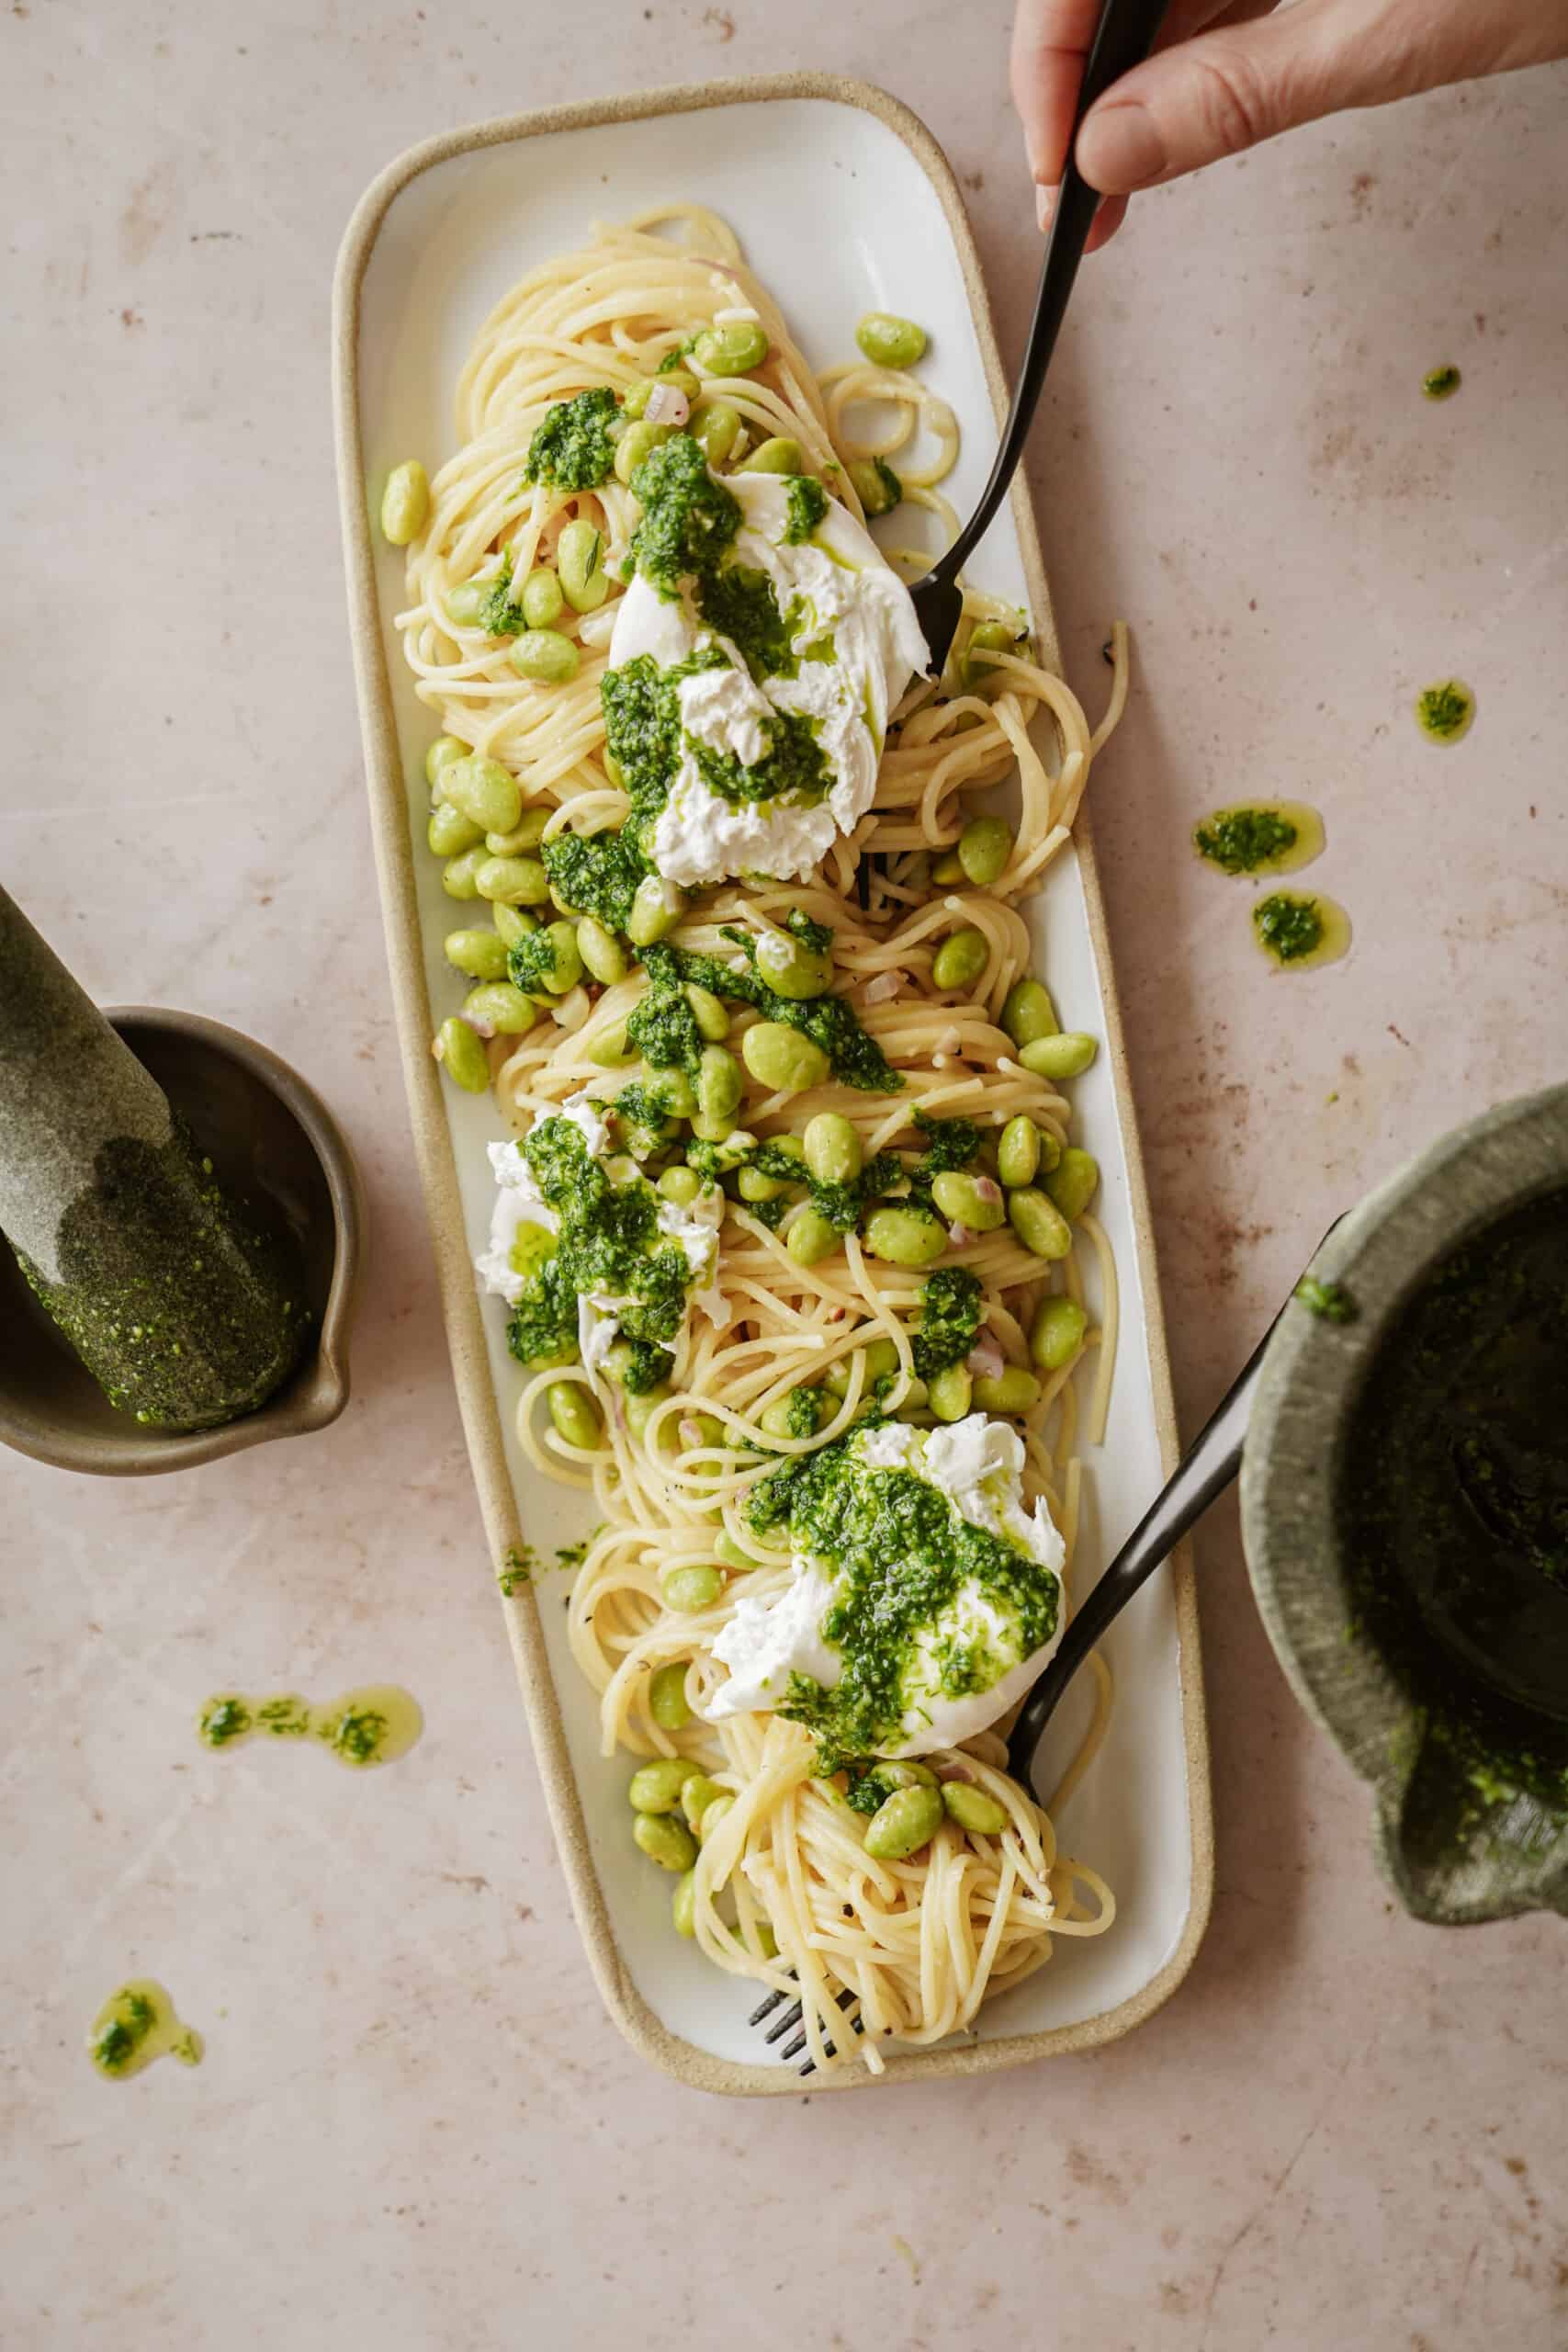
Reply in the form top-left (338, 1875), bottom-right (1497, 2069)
top-left (88, 1980), bottom-right (203, 2079)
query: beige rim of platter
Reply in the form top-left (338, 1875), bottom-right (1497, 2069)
top-left (332, 71), bottom-right (1213, 2095)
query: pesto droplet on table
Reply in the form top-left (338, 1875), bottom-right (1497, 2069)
top-left (1192, 800), bottom-right (1325, 878)
top-left (88, 1980), bottom-right (204, 2080)
top-left (197, 1685), bottom-right (423, 1767)
top-left (1252, 889), bottom-right (1352, 972)
top-left (1415, 680), bottom-right (1475, 743)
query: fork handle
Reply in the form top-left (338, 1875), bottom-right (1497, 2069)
top-left (932, 0), bottom-right (1169, 590)
top-left (1006, 1307), bottom-right (1280, 1781)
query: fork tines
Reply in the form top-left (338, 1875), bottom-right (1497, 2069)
top-left (748, 1975), bottom-right (863, 2073)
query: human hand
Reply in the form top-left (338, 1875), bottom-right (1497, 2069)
top-left (1010, 0), bottom-right (1568, 249)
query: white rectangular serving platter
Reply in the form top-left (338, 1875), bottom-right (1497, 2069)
top-left (334, 74), bottom-right (1212, 2094)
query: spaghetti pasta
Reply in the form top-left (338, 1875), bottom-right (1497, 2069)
top-left (394, 208), bottom-right (1126, 2073)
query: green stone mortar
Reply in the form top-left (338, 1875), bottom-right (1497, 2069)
top-left (1241, 1083), bottom-right (1568, 1925)
top-left (0, 890), bottom-right (364, 1475)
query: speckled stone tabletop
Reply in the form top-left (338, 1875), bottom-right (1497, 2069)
top-left (4, 7), bottom-right (1566, 2347)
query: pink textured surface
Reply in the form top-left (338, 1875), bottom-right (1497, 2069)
top-left (3, 7), bottom-right (1565, 2347)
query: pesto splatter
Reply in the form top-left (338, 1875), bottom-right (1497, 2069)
top-left (1416, 680), bottom-right (1474, 743)
top-left (523, 387), bottom-right (619, 492)
top-left (1194, 807), bottom-right (1298, 876)
top-left (1422, 365), bottom-right (1461, 401)
top-left (89, 1981), bottom-right (203, 2079)
top-left (197, 1686), bottom-right (423, 1766)
top-left (1254, 892), bottom-right (1324, 964)
top-left (1296, 1274), bottom-right (1358, 1323)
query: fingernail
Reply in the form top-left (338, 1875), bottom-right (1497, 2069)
top-left (1035, 183), bottom-right (1056, 235)
top-left (1081, 101), bottom-right (1167, 191)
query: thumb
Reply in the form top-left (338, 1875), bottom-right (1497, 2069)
top-left (1076, 0), bottom-right (1445, 194)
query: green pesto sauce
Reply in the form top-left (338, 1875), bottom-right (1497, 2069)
top-left (1422, 365), bottom-right (1461, 401)
top-left (1254, 891), bottom-right (1323, 964)
top-left (1416, 680), bottom-right (1474, 742)
top-left (478, 553), bottom-right (526, 639)
top-left (1296, 1274), bottom-right (1357, 1323)
top-left (628, 432), bottom-right (740, 597)
top-left (497, 1544), bottom-right (536, 1594)
top-left (697, 563), bottom-right (803, 683)
top-left (197, 1686), bottom-right (423, 1767)
top-left (523, 387), bottom-right (619, 492)
top-left (540, 827), bottom-right (645, 933)
top-left (747, 1430), bottom-right (1059, 1765)
top-left (89, 1980), bottom-right (203, 2079)
top-left (783, 475), bottom-right (829, 545)
top-left (640, 940), bottom-right (900, 1096)
top-left (1340, 1189), bottom-right (1568, 1775)
top-left (1194, 807), bottom-right (1298, 876)
top-left (504, 1112), bottom-right (696, 1373)
top-left (912, 1267), bottom-right (984, 1381)
top-left (12, 1128), bottom-right (310, 1432)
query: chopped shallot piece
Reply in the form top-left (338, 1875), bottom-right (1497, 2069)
top-left (965, 1329), bottom-right (1006, 1381)
top-left (679, 1417), bottom-right (706, 1450)
top-left (458, 1010), bottom-right (495, 1041)
top-left (972, 1176), bottom-right (1003, 1208)
top-left (935, 1026), bottom-right (963, 1056)
top-left (643, 381), bottom-right (690, 427)
top-left (948, 1223), bottom-right (974, 1250)
top-left (937, 1759), bottom-right (976, 1784)
top-left (863, 968), bottom-right (905, 1005)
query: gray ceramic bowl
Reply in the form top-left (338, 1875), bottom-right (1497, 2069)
top-left (1241, 1082), bottom-right (1568, 1926)
top-left (0, 1009), bottom-right (364, 1476)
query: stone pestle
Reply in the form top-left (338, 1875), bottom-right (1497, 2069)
top-left (0, 885), bottom-right (311, 1431)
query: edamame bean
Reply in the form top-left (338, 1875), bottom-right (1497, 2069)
top-left (942, 1781), bottom-right (1009, 1836)
top-left (626, 874), bottom-right (687, 947)
top-left (974, 1365), bottom-right (1042, 1415)
top-left (804, 1112), bottom-right (862, 1187)
top-left (586, 1020), bottom-right (637, 1069)
top-left (697, 1792), bottom-right (735, 1840)
top-left (696, 1045), bottom-right (744, 1129)
top-left (998, 1114), bottom-right (1041, 1188)
top-left (754, 928), bottom-right (832, 1001)
top-left (525, 920), bottom-right (582, 996)
top-left (715, 1531), bottom-right (761, 1573)
top-left (931, 1169), bottom-right (1006, 1232)
top-left (958, 814), bottom-right (1013, 887)
top-left (428, 802), bottom-right (483, 858)
top-left (444, 928), bottom-right (510, 981)
top-left (615, 418), bottom-right (675, 484)
top-left (863, 1204), bottom-right (946, 1267)
top-left (931, 850), bottom-right (965, 884)
top-left (742, 1023), bottom-right (829, 1096)
top-left (931, 928), bottom-right (988, 991)
top-left (445, 755), bottom-right (523, 837)
top-left (847, 457), bottom-right (901, 515)
top-left (684, 983), bottom-right (730, 1042)
top-left (570, 916), bottom-right (626, 985)
top-left (738, 436), bottom-right (804, 476)
top-left (824, 1340), bottom-right (898, 1397)
top-left (649, 1662), bottom-right (694, 1732)
top-left (692, 321), bottom-right (769, 376)
top-left (1001, 978), bottom-right (1058, 1048)
top-left (689, 401), bottom-right (741, 468)
top-left (1036, 1125), bottom-right (1063, 1175)
top-left (621, 378), bottom-right (653, 420)
top-left (863, 1782), bottom-right (944, 1861)
top-left (738, 1163), bottom-right (790, 1203)
top-left (928, 1363), bottom-right (973, 1421)
top-left (628, 1755), bottom-right (702, 1813)
top-left (441, 848), bottom-right (487, 899)
top-left (634, 1813), bottom-right (699, 1872)
top-left (855, 312), bottom-right (928, 369)
top-left (787, 1207), bottom-right (840, 1269)
top-left (661, 1564), bottom-right (725, 1612)
top-left (760, 1391), bottom-right (820, 1441)
top-left (547, 1381), bottom-right (603, 1450)
top-left (1008, 1186), bottom-right (1072, 1261)
top-left (509, 628), bottom-right (580, 684)
top-left (649, 1067), bottom-right (696, 1118)
top-left (1021, 1032), bottom-right (1099, 1080)
top-left (520, 569), bottom-right (564, 628)
top-left (380, 459), bottom-right (429, 545)
top-left (731, 1917), bottom-right (778, 1959)
top-left (491, 901), bottom-right (537, 949)
top-left (658, 1165), bottom-right (701, 1207)
top-left (484, 808), bottom-right (549, 855)
top-left (475, 854), bottom-right (549, 906)
top-left (461, 982), bottom-right (535, 1035)
top-left (434, 1015), bottom-right (489, 1093)
top-left (680, 1775), bottom-right (728, 1831)
top-left (557, 517), bottom-right (609, 613)
top-left (424, 734), bottom-right (468, 789)
top-left (445, 580), bottom-right (487, 627)
top-left (963, 620), bottom-right (1022, 690)
top-left (1030, 1295), bottom-right (1088, 1372)
top-left (671, 1869), bottom-right (697, 1937)
top-left (1043, 1147), bottom-right (1100, 1224)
